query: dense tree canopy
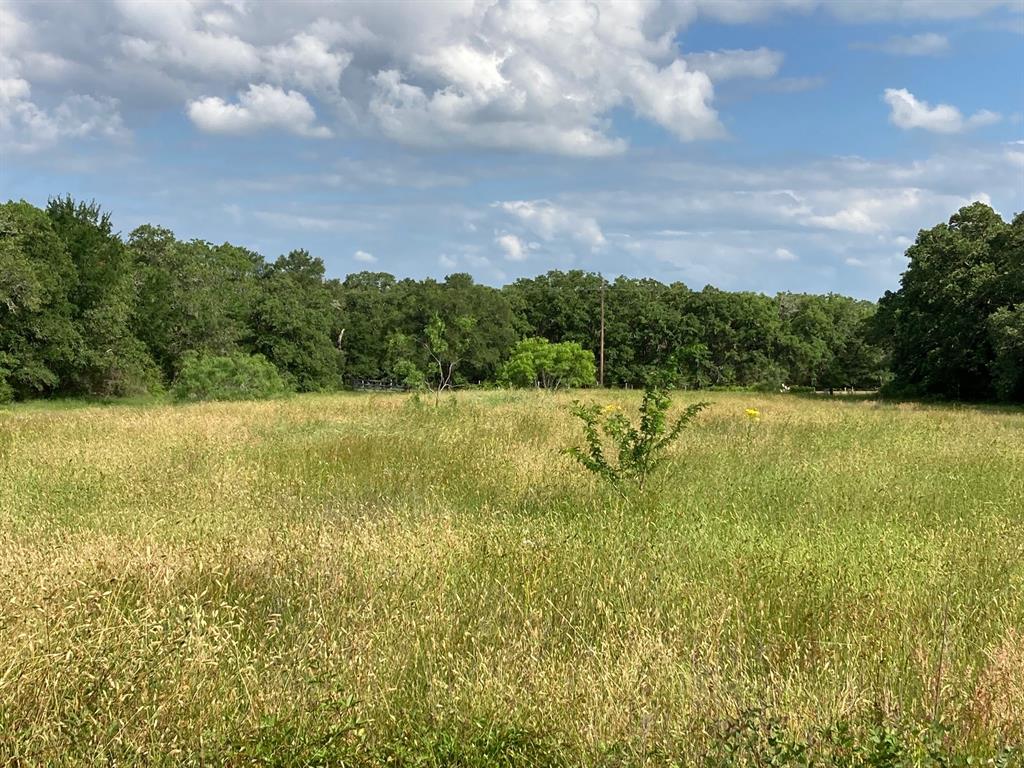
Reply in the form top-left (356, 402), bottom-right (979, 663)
top-left (129, 225), bottom-right (262, 381)
top-left (46, 196), bottom-right (160, 396)
top-left (0, 201), bottom-right (79, 399)
top-left (4, 196), bottom-right (1018, 403)
top-left (875, 203), bottom-right (1023, 401)
top-left (250, 249), bottom-right (341, 391)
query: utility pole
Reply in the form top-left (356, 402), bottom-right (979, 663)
top-left (599, 276), bottom-right (605, 388)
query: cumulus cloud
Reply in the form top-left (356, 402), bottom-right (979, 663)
top-left (369, 68), bottom-right (627, 157)
top-left (368, 1), bottom-right (724, 154)
top-left (6, 0), bottom-right (1019, 154)
top-left (353, 249), bottom-right (377, 263)
top-left (683, 48), bottom-right (784, 80)
top-left (883, 88), bottom-right (1000, 133)
top-left (2, 0), bottom-right (733, 155)
top-left (264, 33), bottom-right (352, 94)
top-left (497, 200), bottom-right (606, 249)
top-left (188, 84), bottom-right (332, 137)
top-left (2, 0), bottom-right (1021, 162)
top-left (496, 233), bottom-right (526, 261)
top-left (626, 60), bottom-right (722, 141)
top-left (0, 77), bottom-right (126, 152)
top-left (116, 1), bottom-right (262, 79)
top-left (854, 32), bottom-right (950, 56)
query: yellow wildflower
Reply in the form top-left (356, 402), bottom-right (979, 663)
top-left (602, 404), bottom-right (621, 415)
top-left (745, 408), bottom-right (760, 422)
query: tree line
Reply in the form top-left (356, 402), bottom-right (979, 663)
top-left (1, 197), bottom-right (1020, 402)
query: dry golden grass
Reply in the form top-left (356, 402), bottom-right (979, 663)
top-left (0, 391), bottom-right (1022, 765)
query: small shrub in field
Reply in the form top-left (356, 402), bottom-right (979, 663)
top-left (566, 385), bottom-right (709, 493)
top-left (172, 351), bottom-right (290, 402)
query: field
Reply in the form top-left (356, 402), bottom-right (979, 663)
top-left (1, 391), bottom-right (1022, 766)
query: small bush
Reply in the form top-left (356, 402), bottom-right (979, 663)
top-left (567, 384), bottom-right (709, 493)
top-left (172, 351), bottom-right (290, 402)
top-left (499, 337), bottom-right (596, 389)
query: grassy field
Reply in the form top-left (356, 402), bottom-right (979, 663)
top-left (1, 391), bottom-right (1022, 766)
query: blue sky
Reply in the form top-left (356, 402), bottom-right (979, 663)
top-left (2, 0), bottom-right (1022, 299)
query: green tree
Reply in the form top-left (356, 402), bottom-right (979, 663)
top-left (778, 293), bottom-right (885, 389)
top-left (684, 288), bottom-right (784, 387)
top-left (130, 226), bottom-right (262, 380)
top-left (876, 203), bottom-right (1020, 400)
top-left (422, 312), bottom-right (476, 402)
top-left (383, 329), bottom-right (426, 389)
top-left (249, 250), bottom-right (342, 391)
top-left (0, 201), bottom-right (80, 399)
top-left (499, 337), bottom-right (596, 389)
top-left (46, 196), bottom-right (159, 396)
top-left (989, 306), bottom-right (1024, 401)
top-left (504, 270), bottom-right (603, 354)
top-left (332, 271), bottom-right (399, 381)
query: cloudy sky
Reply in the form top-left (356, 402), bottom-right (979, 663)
top-left (2, 0), bottom-right (1022, 298)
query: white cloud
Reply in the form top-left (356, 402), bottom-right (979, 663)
top-left (368, 68), bottom-right (627, 157)
top-left (188, 83), bottom-right (332, 137)
top-left (7, 0), bottom-right (731, 155)
top-left (774, 247), bottom-right (799, 261)
top-left (497, 200), bottom-right (606, 249)
top-left (683, 48), bottom-right (784, 80)
top-left (415, 44), bottom-right (510, 100)
top-left (116, 1), bottom-right (262, 79)
top-left (855, 32), bottom-right (949, 56)
top-left (625, 60), bottom-right (722, 141)
top-left (264, 33), bottom-right (352, 95)
top-left (496, 233), bottom-right (526, 261)
top-left (883, 88), bottom-right (1000, 133)
top-left (5, 0), bottom-right (1018, 154)
top-left (547, 143), bottom-right (1021, 294)
top-left (366, 0), bottom-right (729, 155)
top-left (0, 77), bottom-right (126, 152)
top-left (353, 249), bottom-right (377, 263)
top-left (801, 189), bottom-right (939, 233)
top-left (967, 110), bottom-right (1003, 129)
top-left (1007, 141), bottom-right (1024, 168)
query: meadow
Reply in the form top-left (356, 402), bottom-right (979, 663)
top-left (0, 391), bottom-right (1022, 766)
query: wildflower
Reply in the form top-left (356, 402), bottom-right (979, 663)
top-left (602, 404), bottom-right (621, 415)
top-left (745, 408), bottom-right (760, 422)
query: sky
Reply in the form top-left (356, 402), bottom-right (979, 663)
top-left (1, 0), bottom-right (1022, 300)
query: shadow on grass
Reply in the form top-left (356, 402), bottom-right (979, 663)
top-left (780, 389), bottom-right (1024, 415)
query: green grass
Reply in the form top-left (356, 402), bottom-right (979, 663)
top-left (1, 391), bottom-right (1022, 766)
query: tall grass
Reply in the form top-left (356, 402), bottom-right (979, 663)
top-left (1, 392), bottom-right (1021, 765)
